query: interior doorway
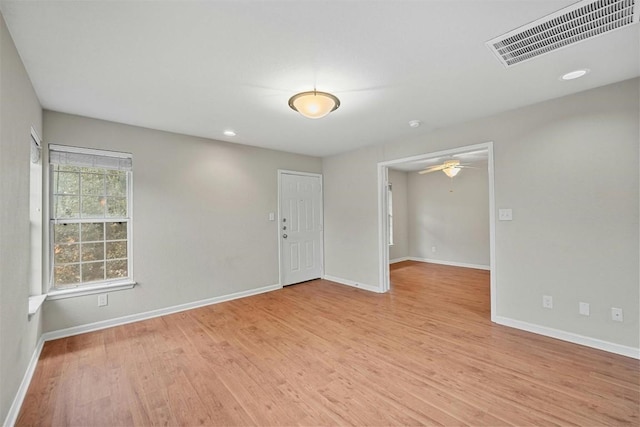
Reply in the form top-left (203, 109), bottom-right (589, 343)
top-left (377, 142), bottom-right (496, 321)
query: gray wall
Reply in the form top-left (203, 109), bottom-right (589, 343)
top-left (388, 169), bottom-right (409, 261)
top-left (0, 12), bottom-right (43, 424)
top-left (407, 163), bottom-right (489, 267)
top-left (42, 111), bottom-right (321, 332)
top-left (323, 79), bottom-right (639, 348)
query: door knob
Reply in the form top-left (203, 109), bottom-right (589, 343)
top-left (282, 234), bottom-right (288, 239)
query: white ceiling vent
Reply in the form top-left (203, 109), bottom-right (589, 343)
top-left (487, 0), bottom-right (639, 67)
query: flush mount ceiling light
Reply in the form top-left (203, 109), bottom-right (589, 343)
top-left (288, 89), bottom-right (340, 119)
top-left (223, 130), bottom-right (236, 137)
top-left (408, 120), bottom-right (421, 128)
top-left (561, 69), bottom-right (590, 80)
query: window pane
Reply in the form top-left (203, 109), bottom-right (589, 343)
top-left (54, 243), bottom-right (79, 264)
top-left (82, 261), bottom-right (105, 282)
top-left (81, 242), bottom-right (104, 262)
top-left (54, 223), bottom-right (79, 243)
top-left (82, 167), bottom-right (104, 174)
top-left (54, 264), bottom-right (80, 286)
top-left (106, 197), bottom-right (127, 217)
top-left (106, 172), bottom-right (127, 196)
top-left (106, 241), bottom-right (127, 259)
top-left (106, 259), bottom-right (128, 279)
top-left (81, 172), bottom-right (105, 195)
top-left (106, 222), bottom-right (127, 241)
top-left (53, 171), bottom-right (79, 195)
top-left (54, 195), bottom-right (80, 219)
top-left (81, 196), bottom-right (106, 218)
top-left (81, 223), bottom-right (104, 242)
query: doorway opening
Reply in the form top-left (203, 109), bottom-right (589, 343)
top-left (377, 142), bottom-right (496, 321)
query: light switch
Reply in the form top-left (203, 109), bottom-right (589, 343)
top-left (268, 212), bottom-right (275, 221)
top-left (499, 208), bottom-right (513, 221)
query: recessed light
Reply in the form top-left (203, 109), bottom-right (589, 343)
top-left (561, 69), bottom-right (590, 81)
top-left (408, 120), bottom-right (421, 128)
top-left (223, 130), bottom-right (236, 137)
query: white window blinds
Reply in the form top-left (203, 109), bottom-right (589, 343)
top-left (49, 144), bottom-right (132, 171)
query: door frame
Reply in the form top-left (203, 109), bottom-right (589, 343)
top-left (377, 141), bottom-right (497, 321)
top-left (277, 169), bottom-right (324, 287)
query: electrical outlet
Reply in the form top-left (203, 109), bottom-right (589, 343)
top-left (542, 295), bottom-right (553, 309)
top-left (611, 307), bottom-right (623, 322)
top-left (431, 246), bottom-right (437, 253)
top-left (98, 294), bottom-right (108, 307)
top-left (579, 302), bottom-right (590, 316)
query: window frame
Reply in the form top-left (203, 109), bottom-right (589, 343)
top-left (46, 144), bottom-right (135, 299)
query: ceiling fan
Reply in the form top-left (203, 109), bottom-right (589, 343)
top-left (418, 159), bottom-right (472, 178)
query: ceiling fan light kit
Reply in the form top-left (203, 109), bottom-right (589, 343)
top-left (288, 90), bottom-right (340, 119)
top-left (443, 166), bottom-right (461, 177)
top-left (419, 159), bottom-right (469, 178)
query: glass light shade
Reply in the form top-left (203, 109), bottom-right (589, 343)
top-left (288, 91), bottom-right (340, 119)
top-left (443, 167), bottom-right (461, 178)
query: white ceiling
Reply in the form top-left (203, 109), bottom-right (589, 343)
top-left (1, 1), bottom-right (638, 157)
top-left (390, 149), bottom-right (489, 172)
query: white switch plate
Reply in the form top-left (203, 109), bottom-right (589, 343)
top-left (499, 209), bottom-right (513, 221)
top-left (542, 295), bottom-right (553, 309)
top-left (611, 307), bottom-right (623, 322)
top-left (98, 294), bottom-right (108, 307)
top-left (268, 212), bottom-right (275, 221)
top-left (579, 302), bottom-right (590, 316)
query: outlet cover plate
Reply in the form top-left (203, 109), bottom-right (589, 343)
top-left (542, 295), bottom-right (553, 309)
top-left (579, 302), bottom-right (590, 316)
top-left (98, 294), bottom-right (108, 307)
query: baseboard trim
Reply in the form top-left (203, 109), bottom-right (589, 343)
top-left (389, 256), bottom-right (410, 264)
top-left (495, 316), bottom-right (640, 360)
top-left (4, 336), bottom-right (45, 427)
top-left (42, 283), bottom-right (282, 342)
top-left (408, 257), bottom-right (490, 271)
top-left (323, 275), bottom-right (382, 293)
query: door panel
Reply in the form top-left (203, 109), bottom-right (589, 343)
top-left (280, 173), bottom-right (323, 286)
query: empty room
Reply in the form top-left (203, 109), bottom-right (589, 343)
top-left (1, 0), bottom-right (638, 426)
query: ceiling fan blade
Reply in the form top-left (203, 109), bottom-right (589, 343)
top-left (418, 165), bottom-right (446, 174)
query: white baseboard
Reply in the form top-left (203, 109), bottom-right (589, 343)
top-left (43, 283), bottom-right (282, 342)
top-left (389, 256), bottom-right (410, 264)
top-left (409, 257), bottom-right (490, 271)
top-left (495, 316), bottom-right (640, 360)
top-left (323, 275), bottom-right (382, 293)
top-left (4, 336), bottom-right (45, 427)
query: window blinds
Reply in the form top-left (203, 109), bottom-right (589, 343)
top-left (49, 144), bottom-right (132, 171)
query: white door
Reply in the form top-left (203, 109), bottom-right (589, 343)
top-left (279, 172), bottom-right (323, 286)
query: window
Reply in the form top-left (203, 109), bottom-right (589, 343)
top-left (388, 182), bottom-right (394, 246)
top-left (48, 145), bottom-right (133, 292)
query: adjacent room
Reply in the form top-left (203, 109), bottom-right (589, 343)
top-left (1, 0), bottom-right (638, 425)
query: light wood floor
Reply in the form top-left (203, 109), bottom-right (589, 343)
top-left (17, 261), bottom-right (639, 426)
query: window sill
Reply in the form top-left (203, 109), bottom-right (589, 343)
top-left (28, 294), bottom-right (47, 316)
top-left (47, 281), bottom-right (136, 300)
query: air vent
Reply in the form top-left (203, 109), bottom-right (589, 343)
top-left (486, 0), bottom-right (639, 67)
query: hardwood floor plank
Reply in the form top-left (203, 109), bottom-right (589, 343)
top-left (16, 261), bottom-right (640, 426)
